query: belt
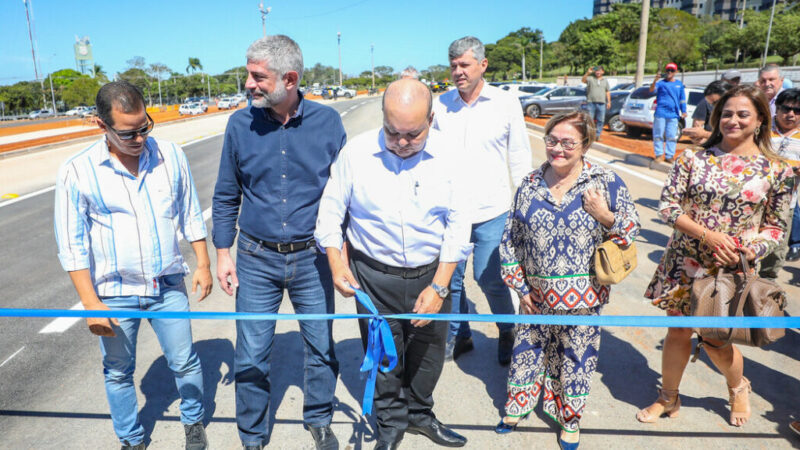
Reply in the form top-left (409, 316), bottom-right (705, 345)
top-left (240, 231), bottom-right (316, 254)
top-left (352, 250), bottom-right (438, 279)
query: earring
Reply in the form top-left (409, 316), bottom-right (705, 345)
top-left (754, 126), bottom-right (761, 137)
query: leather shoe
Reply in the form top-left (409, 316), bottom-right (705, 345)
top-left (407, 418), bottom-right (466, 447)
top-left (309, 424), bottom-right (339, 450)
top-left (445, 336), bottom-right (473, 361)
top-left (373, 439), bottom-right (402, 450)
top-left (787, 246), bottom-right (800, 262)
top-left (498, 330), bottom-right (514, 366)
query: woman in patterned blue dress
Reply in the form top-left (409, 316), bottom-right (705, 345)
top-left (495, 111), bottom-right (640, 449)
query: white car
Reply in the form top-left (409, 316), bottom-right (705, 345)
top-left (502, 83), bottom-right (557, 99)
top-left (620, 86), bottom-right (705, 137)
top-left (179, 103), bottom-right (204, 116)
top-left (28, 109), bottom-right (54, 119)
top-left (217, 98), bottom-right (235, 110)
top-left (65, 106), bottom-right (91, 117)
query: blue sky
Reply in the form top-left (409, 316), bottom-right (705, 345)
top-left (1, 0), bottom-right (593, 86)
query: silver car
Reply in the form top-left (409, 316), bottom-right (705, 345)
top-left (620, 86), bottom-right (705, 137)
top-left (521, 86), bottom-right (587, 118)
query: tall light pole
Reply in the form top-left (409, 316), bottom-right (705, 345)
top-left (634, 0), bottom-right (650, 87)
top-left (259, 2), bottom-right (271, 38)
top-left (734, 0), bottom-right (746, 67)
top-left (762, 0), bottom-right (778, 66)
top-left (539, 38), bottom-right (543, 80)
top-left (337, 31), bottom-right (343, 86)
top-left (23, 0), bottom-right (46, 106)
top-left (370, 43), bottom-right (375, 90)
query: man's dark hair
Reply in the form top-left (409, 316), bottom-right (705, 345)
top-left (704, 80), bottom-right (732, 97)
top-left (776, 88), bottom-right (800, 107)
top-left (96, 81), bottom-right (145, 127)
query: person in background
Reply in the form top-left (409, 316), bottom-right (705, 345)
top-left (683, 80), bottom-right (732, 145)
top-left (432, 36), bottom-right (532, 365)
top-left (721, 69), bottom-right (741, 87)
top-left (650, 62), bottom-right (686, 163)
top-left (761, 88), bottom-right (800, 275)
top-left (495, 110), bottom-right (639, 450)
top-left (400, 66), bottom-right (420, 79)
top-left (54, 80), bottom-right (212, 450)
top-left (756, 64), bottom-right (785, 116)
top-left (581, 65), bottom-right (611, 140)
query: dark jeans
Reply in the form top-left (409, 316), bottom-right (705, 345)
top-left (233, 233), bottom-right (339, 446)
top-left (351, 254), bottom-right (450, 443)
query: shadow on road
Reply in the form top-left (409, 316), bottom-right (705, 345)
top-left (138, 338), bottom-right (234, 445)
top-left (335, 336), bottom-right (377, 450)
top-left (452, 329), bottom-right (509, 416)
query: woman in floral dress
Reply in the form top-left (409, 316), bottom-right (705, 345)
top-left (638, 85), bottom-right (793, 427)
top-left (496, 111), bottom-right (640, 449)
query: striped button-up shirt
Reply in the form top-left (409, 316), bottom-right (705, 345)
top-left (54, 136), bottom-right (206, 297)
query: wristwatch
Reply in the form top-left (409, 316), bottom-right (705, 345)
top-left (430, 283), bottom-right (450, 299)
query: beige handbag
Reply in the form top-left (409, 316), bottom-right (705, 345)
top-left (594, 240), bottom-right (637, 285)
top-left (689, 252), bottom-right (786, 360)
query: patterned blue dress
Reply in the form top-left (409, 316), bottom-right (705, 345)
top-left (499, 161), bottom-right (639, 432)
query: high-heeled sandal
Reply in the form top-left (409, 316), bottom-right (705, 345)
top-left (636, 388), bottom-right (680, 423)
top-left (558, 430), bottom-right (580, 449)
top-left (728, 376), bottom-right (751, 427)
top-left (495, 415), bottom-right (525, 434)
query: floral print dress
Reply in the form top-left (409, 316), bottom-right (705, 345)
top-left (499, 161), bottom-right (640, 432)
top-left (645, 147), bottom-right (793, 315)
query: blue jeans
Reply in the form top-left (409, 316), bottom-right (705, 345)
top-left (653, 116), bottom-right (679, 159)
top-left (585, 102), bottom-right (606, 138)
top-left (99, 273), bottom-right (204, 445)
top-left (234, 233), bottom-right (338, 446)
top-left (449, 212), bottom-right (515, 339)
top-left (791, 202), bottom-right (800, 248)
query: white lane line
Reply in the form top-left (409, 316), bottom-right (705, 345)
top-left (526, 130), bottom-right (664, 187)
top-left (0, 346), bottom-right (25, 368)
top-left (39, 303), bottom-right (84, 334)
top-left (39, 205), bottom-right (213, 334)
top-left (340, 111), bottom-right (349, 117)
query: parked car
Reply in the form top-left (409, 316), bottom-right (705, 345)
top-left (179, 103), bottom-right (204, 116)
top-left (619, 86), bottom-right (705, 137)
top-left (610, 82), bottom-right (636, 92)
top-left (503, 83), bottom-right (556, 99)
top-left (322, 86), bottom-right (356, 99)
top-left (521, 86), bottom-right (587, 118)
top-left (217, 97), bottom-right (235, 109)
top-left (579, 90), bottom-right (631, 133)
top-left (431, 81), bottom-right (451, 93)
top-left (65, 106), bottom-right (91, 117)
top-left (28, 109), bottom-right (55, 119)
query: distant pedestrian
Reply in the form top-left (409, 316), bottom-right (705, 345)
top-left (212, 35), bottom-right (346, 450)
top-left (639, 85), bottom-right (793, 428)
top-left (400, 66), bottom-right (420, 79)
top-left (581, 65), bottom-right (611, 139)
top-left (316, 79), bottom-right (471, 449)
top-left (496, 111), bottom-right (639, 450)
top-left (760, 88), bottom-right (800, 276)
top-left (432, 36), bottom-right (532, 365)
top-left (756, 64), bottom-right (785, 116)
top-left (683, 80), bottom-right (731, 145)
top-left (650, 63), bottom-right (686, 163)
top-left (721, 69), bottom-right (742, 86)
top-left (54, 80), bottom-right (212, 450)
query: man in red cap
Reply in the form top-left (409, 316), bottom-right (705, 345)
top-left (649, 62), bottom-right (686, 163)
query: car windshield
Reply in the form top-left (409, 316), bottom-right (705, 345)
top-left (629, 87), bottom-right (657, 99)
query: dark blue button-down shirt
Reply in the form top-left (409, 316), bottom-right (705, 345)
top-left (212, 94), bottom-right (346, 248)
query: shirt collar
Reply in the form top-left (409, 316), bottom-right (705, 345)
top-left (376, 128), bottom-right (433, 167)
top-left (263, 91), bottom-right (305, 124)
top-left (455, 79), bottom-right (492, 106)
top-left (92, 135), bottom-right (155, 177)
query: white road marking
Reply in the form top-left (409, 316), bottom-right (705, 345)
top-left (0, 346), bottom-right (25, 368)
top-left (39, 303), bottom-right (84, 334)
top-left (526, 129), bottom-right (665, 187)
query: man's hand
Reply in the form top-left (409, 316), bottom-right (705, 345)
top-left (216, 248), bottom-right (238, 296)
top-left (681, 112), bottom-right (687, 119)
top-left (519, 292), bottom-right (543, 315)
top-left (326, 247), bottom-right (360, 297)
top-left (606, 101), bottom-right (611, 109)
top-left (85, 301), bottom-right (119, 337)
top-left (192, 267), bottom-right (213, 301)
top-left (411, 286), bottom-right (444, 327)
top-left (682, 127), bottom-right (710, 145)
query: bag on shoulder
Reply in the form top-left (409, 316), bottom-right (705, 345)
top-left (689, 251), bottom-right (786, 361)
top-left (594, 240), bottom-right (637, 285)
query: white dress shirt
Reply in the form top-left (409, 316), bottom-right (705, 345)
top-left (315, 127), bottom-right (473, 268)
top-left (432, 81), bottom-right (532, 224)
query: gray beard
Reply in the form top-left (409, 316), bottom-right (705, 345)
top-left (251, 81), bottom-right (288, 108)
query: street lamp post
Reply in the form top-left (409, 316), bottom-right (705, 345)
top-left (370, 44), bottom-right (375, 90)
top-left (337, 32), bottom-right (343, 86)
top-left (259, 2), bottom-right (271, 38)
top-left (539, 38), bottom-right (543, 80)
top-left (762, 0), bottom-right (778, 66)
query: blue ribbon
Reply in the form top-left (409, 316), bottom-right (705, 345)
top-left (352, 288), bottom-right (398, 416)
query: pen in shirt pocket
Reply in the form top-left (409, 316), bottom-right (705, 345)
top-left (414, 181), bottom-right (420, 196)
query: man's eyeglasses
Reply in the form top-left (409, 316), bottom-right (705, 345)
top-left (106, 113), bottom-right (155, 140)
top-left (544, 135), bottom-right (581, 151)
top-left (665, 69), bottom-right (677, 73)
top-left (778, 105), bottom-right (800, 115)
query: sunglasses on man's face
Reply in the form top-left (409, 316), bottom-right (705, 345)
top-left (778, 105), bottom-right (800, 115)
top-left (665, 69), bottom-right (676, 73)
top-left (107, 113), bottom-right (155, 140)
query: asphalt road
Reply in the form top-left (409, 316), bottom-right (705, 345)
top-left (0, 95), bottom-right (798, 449)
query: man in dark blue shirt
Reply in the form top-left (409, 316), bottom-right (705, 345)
top-left (212, 35), bottom-right (346, 450)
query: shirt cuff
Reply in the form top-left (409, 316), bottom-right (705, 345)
top-left (315, 233), bottom-right (344, 254)
top-left (439, 243), bottom-right (474, 263)
top-left (58, 253), bottom-right (90, 272)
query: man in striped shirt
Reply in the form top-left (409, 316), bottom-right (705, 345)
top-left (54, 81), bottom-right (212, 450)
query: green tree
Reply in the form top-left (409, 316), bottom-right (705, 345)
top-left (93, 63), bottom-right (109, 83)
top-left (770, 7), bottom-right (800, 65)
top-left (648, 8), bottom-right (702, 70)
top-left (186, 57), bottom-right (203, 74)
top-left (575, 28), bottom-right (622, 72)
top-left (699, 17), bottom-right (735, 70)
top-left (62, 77), bottom-right (101, 107)
top-left (374, 65), bottom-right (394, 78)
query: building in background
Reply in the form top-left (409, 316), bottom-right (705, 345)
top-left (593, 0), bottom-right (786, 20)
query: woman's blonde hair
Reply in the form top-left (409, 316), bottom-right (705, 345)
top-left (702, 85), bottom-right (779, 160)
top-left (544, 110), bottom-right (596, 151)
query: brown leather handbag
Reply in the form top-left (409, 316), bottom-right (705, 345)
top-left (689, 252), bottom-right (786, 360)
top-left (594, 240), bottom-right (637, 285)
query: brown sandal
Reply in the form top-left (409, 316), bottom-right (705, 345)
top-left (636, 388), bottom-right (680, 423)
top-left (728, 377), bottom-right (751, 427)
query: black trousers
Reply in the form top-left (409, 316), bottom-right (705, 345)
top-left (350, 253), bottom-right (451, 443)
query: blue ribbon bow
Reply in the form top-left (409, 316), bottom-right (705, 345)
top-left (353, 288), bottom-right (398, 416)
